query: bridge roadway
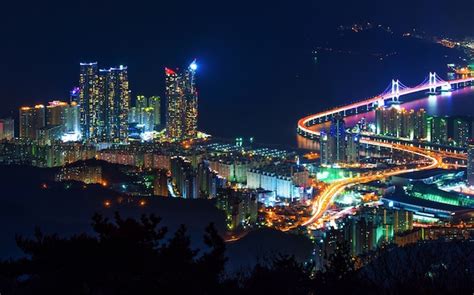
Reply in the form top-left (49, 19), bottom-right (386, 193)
top-left (297, 76), bottom-right (474, 138)
top-left (297, 75), bottom-right (474, 226)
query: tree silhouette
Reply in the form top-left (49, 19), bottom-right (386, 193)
top-left (2, 214), bottom-right (474, 295)
top-left (0, 213), bottom-right (228, 295)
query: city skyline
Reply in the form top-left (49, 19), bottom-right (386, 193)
top-left (0, 1), bottom-right (474, 293)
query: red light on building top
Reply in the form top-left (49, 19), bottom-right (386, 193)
top-left (165, 67), bottom-right (177, 75)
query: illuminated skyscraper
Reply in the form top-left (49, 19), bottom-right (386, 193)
top-left (0, 118), bottom-right (14, 140)
top-left (79, 63), bottom-right (129, 142)
top-left (414, 109), bottom-right (427, 140)
top-left (328, 115), bottom-right (346, 163)
top-left (453, 118), bottom-right (469, 147)
top-left (427, 116), bottom-right (448, 144)
top-left (19, 105), bottom-right (45, 140)
top-left (95, 68), bottom-right (110, 141)
top-left (46, 101), bottom-right (68, 128)
top-left (79, 62), bottom-right (98, 140)
top-left (165, 60), bottom-right (198, 140)
top-left (148, 96), bottom-right (161, 128)
top-left (104, 66), bottom-right (130, 142)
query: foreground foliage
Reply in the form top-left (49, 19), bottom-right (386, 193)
top-left (0, 214), bottom-right (473, 294)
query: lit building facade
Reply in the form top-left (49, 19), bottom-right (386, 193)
top-left (55, 165), bottom-right (102, 184)
top-left (79, 62), bottom-right (99, 140)
top-left (468, 141), bottom-right (474, 187)
top-left (79, 63), bottom-right (129, 143)
top-left (247, 163), bottom-right (308, 200)
top-left (453, 118), bottom-right (469, 147)
top-left (149, 96), bottom-right (161, 128)
top-left (165, 60), bottom-right (198, 140)
top-left (170, 156), bottom-right (198, 199)
top-left (375, 105), bottom-right (417, 140)
top-left (0, 118), bottom-right (14, 140)
top-left (320, 115), bottom-right (360, 165)
top-left (427, 116), bottom-right (448, 144)
top-left (216, 188), bottom-right (258, 230)
top-left (19, 105), bottom-right (45, 140)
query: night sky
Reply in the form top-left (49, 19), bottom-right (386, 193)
top-left (0, 0), bottom-right (472, 142)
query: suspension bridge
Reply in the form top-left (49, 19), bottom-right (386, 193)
top-left (297, 73), bottom-right (474, 139)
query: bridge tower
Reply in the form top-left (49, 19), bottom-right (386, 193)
top-left (391, 79), bottom-right (400, 101)
top-left (429, 72), bottom-right (437, 93)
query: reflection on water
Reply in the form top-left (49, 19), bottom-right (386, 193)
top-left (297, 86), bottom-right (474, 150)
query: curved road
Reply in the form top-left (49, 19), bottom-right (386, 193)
top-left (302, 139), bottom-right (442, 227)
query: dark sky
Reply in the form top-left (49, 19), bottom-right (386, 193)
top-left (0, 0), bottom-right (472, 128)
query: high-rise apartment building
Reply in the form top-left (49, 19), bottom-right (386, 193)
top-left (148, 96), bottom-right (161, 128)
top-left (79, 62), bottom-right (98, 140)
top-left (427, 116), bottom-right (448, 144)
top-left (453, 118), bottom-right (470, 147)
top-left (79, 63), bottom-right (129, 142)
top-left (19, 105), bottom-right (45, 140)
top-left (46, 101), bottom-right (68, 127)
top-left (414, 109), bottom-right (427, 140)
top-left (165, 60), bottom-right (198, 140)
top-left (468, 141), bottom-right (474, 187)
top-left (0, 118), bottom-right (14, 140)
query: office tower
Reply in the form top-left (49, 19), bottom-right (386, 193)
top-left (148, 96), bottom-right (161, 128)
top-left (70, 87), bottom-right (80, 103)
top-left (0, 118), bottom-right (14, 140)
top-left (414, 109), bottom-right (427, 140)
top-left (165, 60), bottom-right (198, 140)
top-left (427, 116), bottom-right (448, 144)
top-left (19, 105), bottom-right (45, 140)
top-left (79, 62), bottom-right (98, 140)
top-left (468, 141), bottom-right (474, 187)
top-left (453, 118), bottom-right (469, 147)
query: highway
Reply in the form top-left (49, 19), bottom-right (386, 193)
top-left (297, 74), bottom-right (473, 227)
top-left (302, 140), bottom-right (442, 226)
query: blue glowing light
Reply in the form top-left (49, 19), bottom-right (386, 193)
top-left (189, 61), bottom-right (197, 71)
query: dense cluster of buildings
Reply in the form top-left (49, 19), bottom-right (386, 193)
top-left (0, 60), bottom-right (199, 145)
top-left (247, 163), bottom-right (309, 200)
top-left (314, 206), bottom-right (414, 266)
top-left (216, 188), bottom-right (259, 230)
top-left (55, 164), bottom-right (103, 184)
top-left (374, 103), bottom-right (474, 147)
top-left (375, 104), bottom-right (427, 140)
top-left (129, 95), bottom-right (161, 134)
